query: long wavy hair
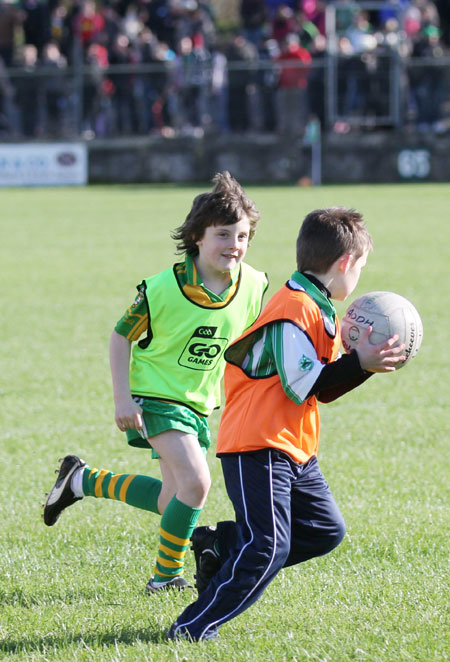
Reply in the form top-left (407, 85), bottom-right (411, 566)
top-left (171, 171), bottom-right (261, 256)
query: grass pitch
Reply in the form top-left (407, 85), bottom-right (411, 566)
top-left (1, 183), bottom-right (449, 661)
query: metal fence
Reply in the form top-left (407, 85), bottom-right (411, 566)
top-left (1, 55), bottom-right (449, 140)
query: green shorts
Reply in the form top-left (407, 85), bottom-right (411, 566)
top-left (126, 397), bottom-right (211, 459)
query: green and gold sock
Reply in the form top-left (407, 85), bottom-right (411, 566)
top-left (153, 496), bottom-right (201, 583)
top-left (82, 466), bottom-right (161, 514)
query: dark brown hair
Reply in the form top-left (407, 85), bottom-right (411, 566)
top-left (172, 171), bottom-right (260, 255)
top-left (296, 207), bottom-right (373, 273)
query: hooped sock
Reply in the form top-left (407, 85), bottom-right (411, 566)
top-left (81, 465), bottom-right (162, 514)
top-left (153, 495), bottom-right (201, 583)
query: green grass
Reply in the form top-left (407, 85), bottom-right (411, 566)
top-left (1, 183), bottom-right (449, 661)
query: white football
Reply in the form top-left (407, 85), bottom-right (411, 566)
top-left (341, 291), bottom-right (423, 369)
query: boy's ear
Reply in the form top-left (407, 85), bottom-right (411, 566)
top-left (338, 254), bottom-right (353, 273)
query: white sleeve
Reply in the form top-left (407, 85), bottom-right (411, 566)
top-left (272, 321), bottom-right (325, 404)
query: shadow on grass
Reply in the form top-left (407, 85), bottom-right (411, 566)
top-left (0, 624), bottom-right (169, 655)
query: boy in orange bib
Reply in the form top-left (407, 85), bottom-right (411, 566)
top-left (170, 207), bottom-right (406, 641)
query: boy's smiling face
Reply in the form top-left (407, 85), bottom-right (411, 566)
top-left (195, 216), bottom-right (251, 278)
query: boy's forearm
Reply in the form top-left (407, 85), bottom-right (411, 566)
top-left (315, 372), bottom-right (373, 402)
top-left (110, 330), bottom-right (133, 403)
top-left (309, 351), bottom-right (373, 403)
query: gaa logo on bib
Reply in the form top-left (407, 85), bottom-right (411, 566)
top-left (178, 326), bottom-right (228, 371)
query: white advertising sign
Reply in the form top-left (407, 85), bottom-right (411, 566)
top-left (0, 143), bottom-right (88, 187)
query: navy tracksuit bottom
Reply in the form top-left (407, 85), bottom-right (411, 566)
top-left (173, 449), bottom-right (346, 640)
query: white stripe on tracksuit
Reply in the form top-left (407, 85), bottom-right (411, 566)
top-left (175, 454), bottom-right (278, 639)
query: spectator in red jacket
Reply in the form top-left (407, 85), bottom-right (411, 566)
top-left (275, 32), bottom-right (312, 134)
top-left (73, 0), bottom-right (105, 51)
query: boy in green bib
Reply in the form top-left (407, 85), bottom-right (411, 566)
top-left (43, 172), bottom-right (268, 592)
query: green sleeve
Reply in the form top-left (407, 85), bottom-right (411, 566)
top-left (114, 286), bottom-right (149, 341)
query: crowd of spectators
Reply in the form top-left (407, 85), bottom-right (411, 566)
top-left (0, 0), bottom-right (449, 139)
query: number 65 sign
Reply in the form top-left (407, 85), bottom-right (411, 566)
top-left (397, 150), bottom-right (431, 179)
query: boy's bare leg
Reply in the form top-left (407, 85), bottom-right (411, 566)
top-left (146, 430), bottom-right (210, 590)
top-left (151, 430), bottom-right (210, 509)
